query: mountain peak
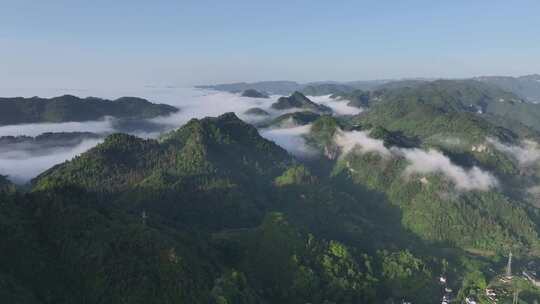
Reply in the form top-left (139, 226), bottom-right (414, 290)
top-left (271, 91), bottom-right (332, 113)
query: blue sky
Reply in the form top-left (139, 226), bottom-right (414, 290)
top-left (1, 0), bottom-right (539, 88)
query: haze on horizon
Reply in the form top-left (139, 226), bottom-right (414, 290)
top-left (1, 0), bottom-right (539, 89)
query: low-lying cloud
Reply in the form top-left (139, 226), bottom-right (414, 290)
top-left (396, 148), bottom-right (498, 191)
top-left (0, 87), bottom-right (362, 182)
top-left (487, 138), bottom-right (540, 166)
top-left (0, 139), bottom-right (103, 184)
top-left (0, 88), bottom-right (285, 182)
top-left (335, 131), bottom-right (391, 157)
top-left (0, 118), bottom-right (115, 137)
top-left (259, 124), bottom-right (318, 158)
top-left (334, 130), bottom-right (498, 191)
top-left (308, 95), bottom-right (363, 115)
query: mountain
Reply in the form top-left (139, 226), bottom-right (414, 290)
top-left (300, 83), bottom-right (356, 96)
top-left (198, 80), bottom-right (389, 95)
top-left (0, 132), bottom-right (102, 151)
top-left (261, 111), bottom-right (320, 128)
top-left (271, 92), bottom-right (332, 113)
top-left (331, 89), bottom-right (373, 108)
top-left (240, 89), bottom-right (269, 98)
top-left (244, 107), bottom-right (270, 116)
top-left (355, 79), bottom-right (540, 137)
top-left (476, 74), bottom-right (540, 103)
top-left (34, 113), bottom-right (295, 229)
top-left (197, 81), bottom-right (302, 95)
top-left (0, 95), bottom-right (178, 125)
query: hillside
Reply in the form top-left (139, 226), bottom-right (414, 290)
top-left (0, 95), bottom-right (178, 125)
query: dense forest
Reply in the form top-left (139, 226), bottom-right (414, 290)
top-left (0, 95), bottom-right (178, 125)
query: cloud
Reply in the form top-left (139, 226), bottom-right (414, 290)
top-left (308, 95), bottom-right (363, 115)
top-left (335, 130), bottom-right (391, 156)
top-left (0, 88), bottom-right (289, 181)
top-left (0, 87), bottom-right (358, 182)
top-left (0, 117), bottom-right (116, 137)
top-left (0, 139), bottom-right (103, 184)
top-left (396, 148), bottom-right (498, 191)
top-left (334, 130), bottom-right (498, 191)
top-left (487, 138), bottom-right (540, 166)
top-left (148, 90), bottom-right (285, 127)
top-left (259, 124), bottom-right (318, 158)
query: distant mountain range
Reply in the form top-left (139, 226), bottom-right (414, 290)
top-left (198, 74), bottom-right (540, 103)
top-left (0, 95), bottom-right (178, 125)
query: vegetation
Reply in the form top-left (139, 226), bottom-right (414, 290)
top-left (331, 89), bottom-right (372, 108)
top-left (0, 95), bottom-right (178, 125)
top-left (271, 92), bottom-right (332, 113)
top-left (243, 107), bottom-right (269, 116)
top-left (477, 74), bottom-right (540, 103)
top-left (261, 111), bottom-right (320, 128)
top-left (241, 89), bottom-right (269, 98)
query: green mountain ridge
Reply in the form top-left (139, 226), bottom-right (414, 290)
top-left (0, 95), bottom-right (178, 125)
top-left (241, 89), bottom-right (270, 98)
top-left (271, 92), bottom-right (332, 113)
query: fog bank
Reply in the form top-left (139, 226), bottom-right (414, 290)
top-left (334, 130), bottom-right (498, 191)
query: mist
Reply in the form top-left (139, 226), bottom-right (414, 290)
top-left (0, 118), bottom-right (115, 137)
top-left (0, 87), bottom-right (340, 182)
top-left (335, 131), bottom-right (391, 156)
top-left (0, 139), bottom-right (103, 184)
top-left (308, 95), bottom-right (363, 116)
top-left (334, 130), bottom-right (498, 191)
top-left (259, 124), bottom-right (318, 158)
top-left (396, 148), bottom-right (498, 191)
top-left (487, 138), bottom-right (540, 166)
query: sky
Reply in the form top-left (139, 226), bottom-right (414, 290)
top-left (1, 0), bottom-right (539, 89)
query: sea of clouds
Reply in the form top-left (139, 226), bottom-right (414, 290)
top-left (0, 87), bottom-right (351, 182)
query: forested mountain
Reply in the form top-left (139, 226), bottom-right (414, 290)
top-left (244, 107), bottom-right (270, 116)
top-left (198, 80), bottom-right (387, 95)
top-left (197, 81), bottom-right (303, 95)
top-left (271, 92), bottom-right (332, 113)
top-left (344, 80), bottom-right (540, 134)
top-left (0, 132), bottom-right (102, 151)
top-left (241, 89), bottom-right (269, 98)
top-left (0, 95), bottom-right (178, 125)
top-left (260, 111), bottom-right (320, 128)
top-left (199, 75), bottom-right (540, 105)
